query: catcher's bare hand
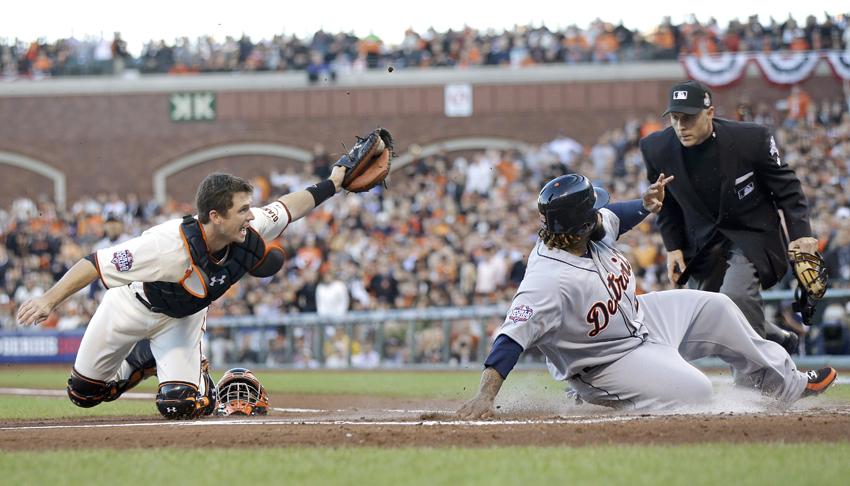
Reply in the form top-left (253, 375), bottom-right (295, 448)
top-left (667, 249), bottom-right (686, 286)
top-left (788, 236), bottom-right (818, 255)
top-left (16, 296), bottom-right (53, 326)
top-left (457, 395), bottom-right (495, 420)
top-left (329, 165), bottom-right (346, 192)
top-left (642, 173), bottom-right (674, 214)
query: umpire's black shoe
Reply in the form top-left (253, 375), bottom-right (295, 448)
top-left (781, 331), bottom-right (800, 355)
top-left (801, 367), bottom-right (837, 398)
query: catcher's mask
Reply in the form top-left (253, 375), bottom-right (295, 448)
top-left (215, 368), bottom-right (269, 416)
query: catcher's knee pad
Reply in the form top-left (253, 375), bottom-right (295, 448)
top-left (156, 382), bottom-right (209, 420)
top-left (67, 369), bottom-right (117, 408)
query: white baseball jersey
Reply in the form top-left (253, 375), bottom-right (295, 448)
top-left (92, 202), bottom-right (289, 289)
top-left (75, 201), bottom-right (290, 390)
top-left (499, 209), bottom-right (647, 380)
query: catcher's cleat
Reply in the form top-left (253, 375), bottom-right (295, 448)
top-left (200, 357), bottom-right (218, 416)
top-left (801, 367), bottom-right (837, 398)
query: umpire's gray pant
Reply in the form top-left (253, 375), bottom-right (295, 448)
top-left (688, 244), bottom-right (788, 343)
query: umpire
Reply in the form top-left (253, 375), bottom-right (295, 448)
top-left (639, 80), bottom-right (818, 353)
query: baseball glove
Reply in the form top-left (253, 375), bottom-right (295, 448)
top-left (788, 249), bottom-right (828, 325)
top-left (334, 128), bottom-right (393, 193)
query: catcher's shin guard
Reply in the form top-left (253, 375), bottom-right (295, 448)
top-left (67, 369), bottom-right (116, 408)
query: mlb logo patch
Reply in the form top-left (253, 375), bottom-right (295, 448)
top-left (111, 249), bottom-right (134, 272)
top-left (737, 182), bottom-right (754, 200)
top-left (673, 90), bottom-right (688, 100)
top-left (508, 304), bottom-right (534, 323)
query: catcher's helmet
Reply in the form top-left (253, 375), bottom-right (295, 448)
top-left (215, 368), bottom-right (269, 416)
top-left (538, 174), bottom-right (609, 235)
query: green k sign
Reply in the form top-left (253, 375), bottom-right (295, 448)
top-left (169, 92), bottom-right (216, 122)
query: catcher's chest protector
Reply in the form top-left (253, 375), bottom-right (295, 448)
top-left (143, 216), bottom-right (267, 318)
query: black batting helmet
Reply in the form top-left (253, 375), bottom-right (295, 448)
top-left (538, 174), bottom-right (609, 235)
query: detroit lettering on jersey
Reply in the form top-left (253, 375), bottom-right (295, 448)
top-left (586, 252), bottom-right (636, 337)
top-left (496, 209), bottom-right (648, 381)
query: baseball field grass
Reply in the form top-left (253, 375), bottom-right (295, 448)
top-left (2, 367), bottom-right (849, 485)
top-left (1, 367), bottom-right (850, 418)
top-left (1, 445), bottom-right (849, 485)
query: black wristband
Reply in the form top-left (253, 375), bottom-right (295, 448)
top-left (306, 179), bottom-right (336, 207)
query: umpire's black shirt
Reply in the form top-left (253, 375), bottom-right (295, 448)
top-left (639, 118), bottom-right (813, 289)
top-left (683, 131), bottom-right (721, 219)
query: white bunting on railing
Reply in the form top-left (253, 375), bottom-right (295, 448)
top-left (753, 51), bottom-right (822, 85)
top-left (681, 52), bottom-right (750, 88)
top-left (824, 51), bottom-right (850, 80)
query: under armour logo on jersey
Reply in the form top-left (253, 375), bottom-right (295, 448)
top-left (209, 275), bottom-right (227, 286)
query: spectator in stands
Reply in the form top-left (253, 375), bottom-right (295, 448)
top-left (352, 339), bottom-right (380, 368)
top-left (786, 85), bottom-right (812, 128)
top-left (824, 219), bottom-right (850, 286)
top-left (316, 268), bottom-right (350, 317)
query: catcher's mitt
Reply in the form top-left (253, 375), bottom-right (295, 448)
top-left (334, 128), bottom-right (393, 193)
top-left (788, 249), bottom-right (828, 325)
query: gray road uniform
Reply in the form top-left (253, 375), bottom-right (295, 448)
top-left (498, 208), bottom-right (808, 409)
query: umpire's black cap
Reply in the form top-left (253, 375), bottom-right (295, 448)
top-left (662, 80), bottom-right (713, 116)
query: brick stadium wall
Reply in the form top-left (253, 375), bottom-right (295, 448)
top-left (0, 73), bottom-right (842, 208)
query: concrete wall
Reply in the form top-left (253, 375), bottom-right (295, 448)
top-left (0, 63), bottom-right (843, 208)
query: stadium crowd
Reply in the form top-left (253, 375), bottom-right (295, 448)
top-left (2, 93), bottom-right (850, 365)
top-left (2, 12), bottom-right (849, 79)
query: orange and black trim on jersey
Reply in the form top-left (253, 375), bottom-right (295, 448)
top-left (158, 380), bottom-right (199, 391)
top-left (87, 252), bottom-right (109, 289)
top-left (274, 200), bottom-right (292, 239)
top-left (178, 227), bottom-right (208, 299)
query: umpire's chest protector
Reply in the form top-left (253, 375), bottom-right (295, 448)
top-left (143, 216), bottom-right (280, 318)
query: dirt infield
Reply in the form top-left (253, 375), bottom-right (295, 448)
top-left (2, 393), bottom-right (850, 450)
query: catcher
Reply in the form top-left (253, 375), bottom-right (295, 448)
top-left (15, 127), bottom-right (392, 419)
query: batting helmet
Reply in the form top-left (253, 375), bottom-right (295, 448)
top-left (538, 174), bottom-right (609, 235)
top-left (215, 368), bottom-right (269, 416)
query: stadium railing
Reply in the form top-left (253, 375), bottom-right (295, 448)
top-left (204, 289), bottom-right (850, 370)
